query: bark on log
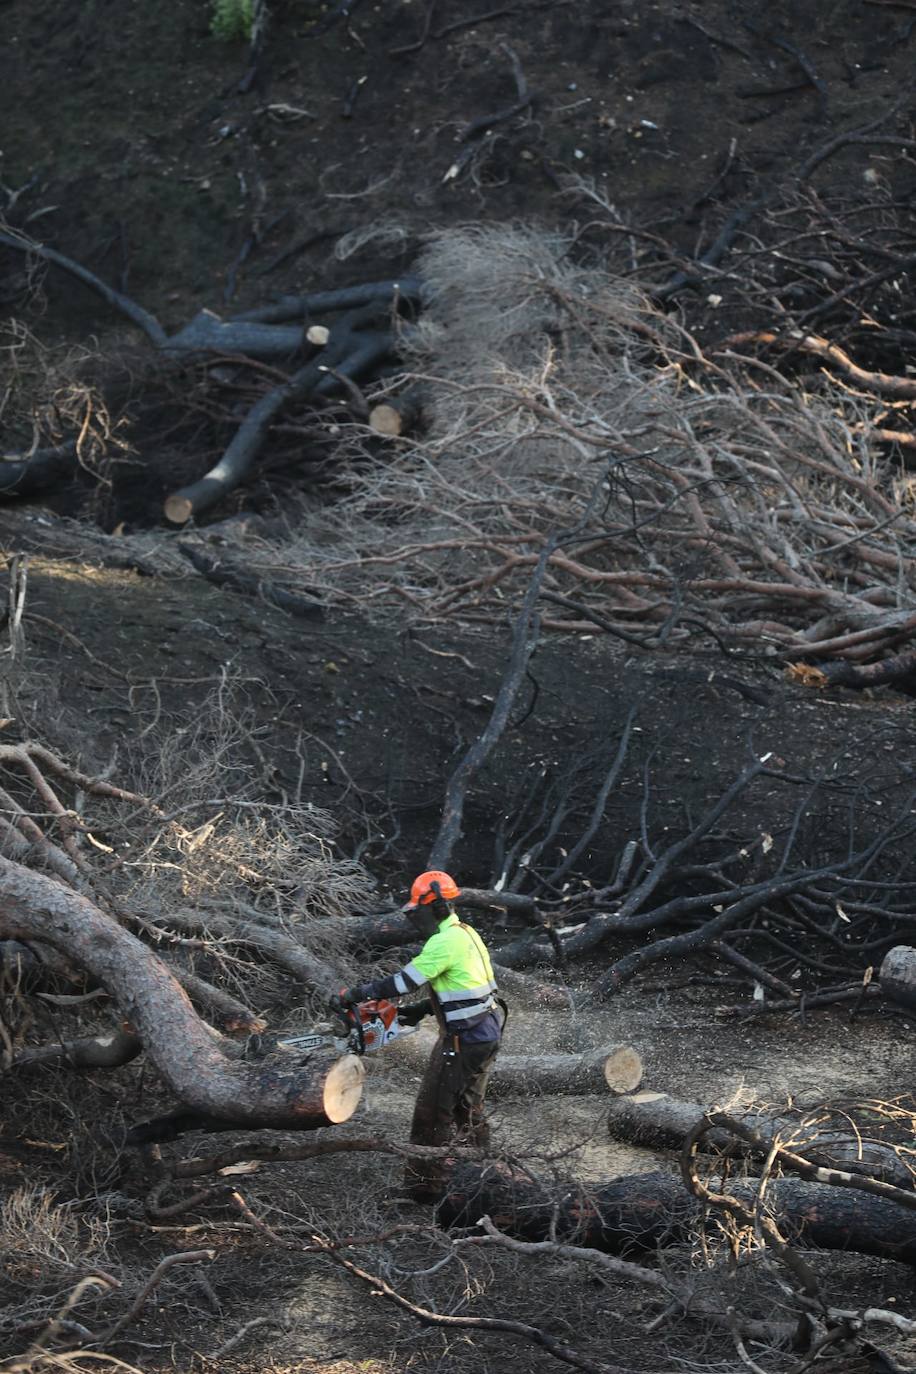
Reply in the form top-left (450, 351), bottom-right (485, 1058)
top-left (490, 963), bottom-right (570, 1009)
top-left (0, 938), bottom-right (81, 991)
top-left (232, 278), bottom-right (422, 325)
top-left (460, 888), bottom-right (546, 926)
top-left (0, 442), bottom-right (79, 500)
top-left (880, 945), bottom-right (916, 1011)
top-left (0, 855), bottom-right (363, 1130)
top-left (605, 1091), bottom-right (913, 1187)
top-left (817, 651), bottom-right (916, 692)
top-left (438, 1162), bottom-right (916, 1264)
top-left (11, 1025), bottom-right (142, 1070)
top-left (164, 312), bottom-right (305, 360)
top-left (177, 543), bottom-right (324, 620)
top-left (168, 965), bottom-right (267, 1034)
top-left (163, 315), bottom-right (393, 524)
top-left (489, 1045), bottom-right (643, 1097)
top-left (167, 905), bottom-right (340, 989)
top-left (341, 907), bottom-right (415, 952)
top-left (387, 1029), bottom-right (639, 1096)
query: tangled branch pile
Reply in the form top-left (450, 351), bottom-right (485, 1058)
top-left (0, 662), bottom-right (375, 1132)
top-left (255, 224), bottom-right (915, 671)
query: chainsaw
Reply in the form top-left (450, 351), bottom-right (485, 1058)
top-left (277, 997), bottom-right (419, 1057)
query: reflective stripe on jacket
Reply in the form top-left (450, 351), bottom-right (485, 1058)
top-left (394, 913), bottom-right (498, 1031)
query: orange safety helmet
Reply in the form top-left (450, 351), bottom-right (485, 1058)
top-left (405, 870), bottom-right (460, 909)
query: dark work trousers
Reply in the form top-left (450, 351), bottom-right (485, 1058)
top-left (405, 1034), bottom-right (499, 1196)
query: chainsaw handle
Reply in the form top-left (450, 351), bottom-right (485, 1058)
top-left (328, 995), bottom-right (365, 1054)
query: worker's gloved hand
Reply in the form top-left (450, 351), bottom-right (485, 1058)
top-left (398, 999), bottom-right (432, 1027)
top-left (330, 989), bottom-right (362, 1011)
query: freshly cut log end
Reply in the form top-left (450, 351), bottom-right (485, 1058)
top-left (489, 1044), bottom-right (643, 1098)
top-left (368, 403), bottom-right (404, 436)
top-left (603, 1045), bottom-right (643, 1094)
top-left (164, 493), bottom-right (193, 526)
top-left (127, 1053), bottom-right (366, 1143)
top-left (368, 392), bottom-right (421, 438)
top-left (321, 1053), bottom-right (365, 1123)
top-left (306, 324), bottom-right (330, 347)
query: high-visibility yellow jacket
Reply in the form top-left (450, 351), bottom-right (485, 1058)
top-left (361, 912), bottom-right (499, 1032)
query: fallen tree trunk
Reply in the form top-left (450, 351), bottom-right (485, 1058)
top-left (389, 1029), bottom-right (640, 1096)
top-left (490, 963), bottom-right (570, 1008)
top-left (0, 442), bottom-right (79, 500)
top-left (879, 944), bottom-right (916, 1010)
top-left (439, 1162), bottom-right (916, 1264)
top-left (0, 229), bottom-right (419, 512)
top-left (177, 543), bottom-right (325, 620)
top-left (605, 1090), bottom-right (913, 1187)
top-left (818, 651), bottom-right (916, 692)
top-left (163, 312), bottom-right (306, 359)
top-left (11, 1025), bottom-right (142, 1070)
top-left (489, 1044), bottom-right (642, 1097)
top-left (168, 965), bottom-right (267, 1035)
top-left (0, 855), bottom-right (363, 1130)
top-left (163, 314), bottom-right (393, 524)
top-left (0, 938), bottom-right (81, 991)
top-left (167, 904), bottom-right (341, 990)
top-left (232, 277), bottom-right (422, 325)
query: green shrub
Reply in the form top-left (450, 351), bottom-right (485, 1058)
top-left (210, 0), bottom-right (254, 40)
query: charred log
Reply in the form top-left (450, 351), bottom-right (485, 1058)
top-left (0, 854), bottom-right (364, 1131)
top-left (163, 313), bottom-right (306, 360)
top-left (880, 945), bottom-right (916, 1011)
top-left (489, 1044), bottom-right (643, 1097)
top-left (177, 543), bottom-right (324, 620)
top-left (164, 310), bottom-right (394, 524)
top-left (438, 1162), bottom-right (916, 1264)
top-left (0, 442), bottom-right (79, 500)
top-left (605, 1091), bottom-right (914, 1187)
top-left (233, 277), bottom-right (421, 325)
top-left (11, 1025), bottom-right (142, 1071)
top-left (793, 651), bottom-right (916, 694)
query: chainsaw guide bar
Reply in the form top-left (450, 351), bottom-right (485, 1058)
top-left (278, 998), bottom-right (418, 1057)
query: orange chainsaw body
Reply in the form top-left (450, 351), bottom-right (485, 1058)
top-left (277, 997), bottom-right (416, 1057)
top-left (351, 997), bottom-right (402, 1052)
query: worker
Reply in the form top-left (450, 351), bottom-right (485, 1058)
top-left (335, 870), bottom-right (504, 1199)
